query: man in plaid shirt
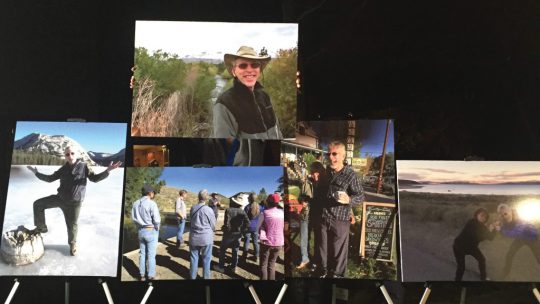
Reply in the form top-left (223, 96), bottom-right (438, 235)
top-left (315, 141), bottom-right (364, 278)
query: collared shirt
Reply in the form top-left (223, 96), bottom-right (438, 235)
top-left (189, 202), bottom-right (216, 247)
top-left (175, 197), bottom-right (187, 220)
top-left (322, 165), bottom-right (364, 222)
top-left (132, 196), bottom-right (160, 230)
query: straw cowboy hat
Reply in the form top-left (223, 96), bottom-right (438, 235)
top-left (224, 46), bottom-right (271, 73)
top-left (229, 192), bottom-right (251, 208)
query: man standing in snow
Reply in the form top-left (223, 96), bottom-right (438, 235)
top-left (27, 146), bottom-right (122, 256)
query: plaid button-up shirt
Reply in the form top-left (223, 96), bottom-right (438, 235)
top-left (321, 165), bottom-right (364, 222)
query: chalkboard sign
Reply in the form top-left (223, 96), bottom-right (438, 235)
top-left (360, 202), bottom-right (396, 262)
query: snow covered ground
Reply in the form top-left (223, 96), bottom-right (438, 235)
top-left (0, 165), bottom-right (124, 277)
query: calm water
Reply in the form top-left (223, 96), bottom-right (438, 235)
top-left (399, 183), bottom-right (540, 195)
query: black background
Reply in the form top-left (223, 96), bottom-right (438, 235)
top-left (1, 0), bottom-right (539, 303)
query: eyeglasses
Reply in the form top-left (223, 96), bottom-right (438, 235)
top-left (65, 152), bottom-right (76, 156)
top-left (327, 152), bottom-right (339, 157)
top-left (236, 62), bottom-right (261, 69)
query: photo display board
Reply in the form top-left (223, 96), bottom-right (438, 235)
top-left (282, 119), bottom-right (398, 280)
top-left (131, 20), bottom-right (298, 140)
top-left (0, 121), bottom-right (127, 277)
top-left (397, 160), bottom-right (540, 282)
top-left (121, 166), bottom-right (285, 281)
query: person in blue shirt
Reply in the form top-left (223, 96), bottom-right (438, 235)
top-left (189, 189), bottom-right (216, 279)
top-left (131, 184), bottom-right (161, 281)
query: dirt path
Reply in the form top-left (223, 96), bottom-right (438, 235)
top-left (122, 209), bottom-right (284, 280)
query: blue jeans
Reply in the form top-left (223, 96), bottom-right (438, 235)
top-left (177, 219), bottom-right (186, 245)
top-left (300, 219), bottom-right (310, 264)
top-left (138, 228), bottom-right (158, 278)
top-left (243, 231), bottom-right (260, 258)
top-left (219, 234), bottom-right (241, 268)
top-left (190, 244), bottom-right (213, 279)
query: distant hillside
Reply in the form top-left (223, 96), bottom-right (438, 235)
top-left (153, 185), bottom-right (230, 213)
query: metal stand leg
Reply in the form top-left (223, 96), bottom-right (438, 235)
top-left (98, 279), bottom-right (114, 304)
top-left (4, 279), bottom-right (20, 304)
top-left (205, 286), bottom-right (211, 304)
top-left (244, 283), bottom-right (262, 304)
top-left (376, 282), bottom-right (394, 304)
top-left (140, 283), bottom-right (154, 304)
top-left (419, 283), bottom-right (431, 304)
top-left (65, 281), bottom-right (70, 304)
top-left (459, 286), bottom-right (467, 304)
top-left (532, 284), bottom-right (540, 303)
top-left (274, 283), bottom-right (288, 304)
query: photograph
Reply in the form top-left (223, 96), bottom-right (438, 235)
top-left (121, 166), bottom-right (285, 281)
top-left (132, 138), bottom-right (281, 167)
top-left (130, 21), bottom-right (298, 139)
top-left (282, 119), bottom-right (398, 280)
top-left (0, 121), bottom-right (126, 276)
top-left (397, 160), bottom-right (540, 282)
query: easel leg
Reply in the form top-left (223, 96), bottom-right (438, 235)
top-left (4, 279), bottom-right (20, 304)
top-left (274, 283), bottom-right (288, 304)
top-left (206, 285), bottom-right (211, 304)
top-left (376, 282), bottom-right (394, 304)
top-left (419, 283), bottom-right (431, 304)
top-left (65, 281), bottom-right (70, 304)
top-left (532, 284), bottom-right (540, 303)
top-left (244, 283), bottom-right (262, 304)
top-left (331, 284), bottom-right (336, 304)
top-left (140, 283), bottom-right (154, 304)
top-left (98, 279), bottom-right (114, 304)
top-left (459, 286), bottom-right (467, 304)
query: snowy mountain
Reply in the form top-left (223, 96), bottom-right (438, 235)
top-left (13, 133), bottom-right (124, 167)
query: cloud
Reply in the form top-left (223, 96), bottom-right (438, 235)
top-left (398, 172), bottom-right (426, 181)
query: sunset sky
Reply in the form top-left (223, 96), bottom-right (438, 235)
top-left (397, 161), bottom-right (540, 184)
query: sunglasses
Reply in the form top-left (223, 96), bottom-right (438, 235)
top-left (65, 152), bottom-right (76, 157)
top-left (327, 152), bottom-right (339, 157)
top-left (236, 62), bottom-right (261, 69)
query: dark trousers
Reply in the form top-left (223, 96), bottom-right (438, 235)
top-left (260, 243), bottom-right (281, 280)
top-left (316, 216), bottom-right (350, 277)
top-left (33, 194), bottom-right (82, 244)
top-left (502, 238), bottom-right (540, 278)
top-left (453, 242), bottom-right (486, 281)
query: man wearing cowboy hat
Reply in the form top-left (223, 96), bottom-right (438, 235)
top-left (213, 192), bottom-right (250, 274)
top-left (213, 46), bottom-right (282, 140)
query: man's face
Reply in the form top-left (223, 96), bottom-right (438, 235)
top-left (328, 145), bottom-right (345, 170)
top-left (232, 58), bottom-right (261, 89)
top-left (64, 147), bottom-right (79, 165)
top-left (499, 208), bottom-right (513, 223)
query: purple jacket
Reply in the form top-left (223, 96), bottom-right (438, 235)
top-left (258, 207), bottom-right (284, 247)
top-left (501, 220), bottom-right (538, 240)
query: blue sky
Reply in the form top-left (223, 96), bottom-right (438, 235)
top-left (313, 120), bottom-right (395, 158)
top-left (160, 167), bottom-right (283, 197)
top-left (135, 21), bottom-right (298, 60)
top-left (15, 121), bottom-right (127, 153)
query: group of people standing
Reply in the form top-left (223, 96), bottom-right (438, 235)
top-left (292, 141), bottom-right (365, 278)
top-left (453, 203), bottom-right (540, 281)
top-left (132, 185), bottom-right (284, 281)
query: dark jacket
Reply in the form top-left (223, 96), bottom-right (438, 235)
top-left (35, 160), bottom-right (109, 203)
top-left (454, 219), bottom-right (496, 252)
top-left (222, 206), bottom-right (250, 236)
top-left (213, 78), bottom-right (282, 139)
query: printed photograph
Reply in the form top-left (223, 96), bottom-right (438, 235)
top-left (132, 139), bottom-right (281, 167)
top-left (0, 121), bottom-right (126, 276)
top-left (282, 120), bottom-right (398, 280)
top-left (121, 166), bottom-right (285, 281)
top-left (397, 161), bottom-right (540, 282)
top-left (130, 21), bottom-right (298, 139)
